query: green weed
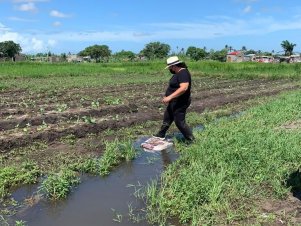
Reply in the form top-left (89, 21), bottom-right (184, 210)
top-left (99, 139), bottom-right (136, 176)
top-left (0, 162), bottom-right (39, 199)
top-left (38, 169), bottom-right (80, 200)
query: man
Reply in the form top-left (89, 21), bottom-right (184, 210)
top-left (154, 56), bottom-right (195, 142)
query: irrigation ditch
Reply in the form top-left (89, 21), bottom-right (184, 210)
top-left (6, 137), bottom-right (179, 226)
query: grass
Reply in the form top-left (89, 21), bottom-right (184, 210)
top-left (190, 61), bottom-right (301, 79)
top-left (0, 61), bottom-right (169, 91)
top-left (38, 168), bottom-right (80, 200)
top-left (70, 139), bottom-right (137, 176)
top-left (99, 139), bottom-right (136, 176)
top-left (0, 162), bottom-right (39, 200)
top-left (1, 61), bottom-right (301, 91)
top-left (145, 89), bottom-right (301, 225)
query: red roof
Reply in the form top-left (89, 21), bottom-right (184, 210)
top-left (228, 51), bottom-right (240, 55)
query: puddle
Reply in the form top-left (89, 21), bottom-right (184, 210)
top-left (11, 136), bottom-right (178, 226)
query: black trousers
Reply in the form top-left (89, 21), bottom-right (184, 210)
top-left (157, 99), bottom-right (194, 140)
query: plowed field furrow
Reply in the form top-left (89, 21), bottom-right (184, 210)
top-left (0, 109), bottom-right (162, 152)
top-left (195, 85), bottom-right (299, 110)
top-left (0, 78), bottom-right (243, 109)
top-left (0, 79), bottom-right (299, 152)
top-left (0, 104), bottom-right (138, 131)
top-left (0, 78), bottom-right (284, 116)
top-left (1, 80), bottom-right (269, 127)
top-left (0, 79), bottom-right (298, 132)
top-left (192, 81), bottom-right (299, 100)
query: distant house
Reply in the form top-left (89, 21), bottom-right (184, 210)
top-left (289, 54), bottom-right (301, 63)
top-left (83, 56), bottom-right (91, 62)
top-left (67, 54), bottom-right (83, 63)
top-left (14, 54), bottom-right (26, 62)
top-left (255, 56), bottom-right (274, 63)
top-left (244, 54), bottom-right (256, 62)
top-left (0, 54), bottom-right (26, 62)
top-left (226, 51), bottom-right (244, 62)
top-left (49, 56), bottom-right (62, 63)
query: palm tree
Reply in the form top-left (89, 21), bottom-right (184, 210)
top-left (225, 44), bottom-right (229, 52)
top-left (281, 40), bottom-right (296, 56)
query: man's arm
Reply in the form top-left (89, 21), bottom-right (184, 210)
top-left (162, 82), bottom-right (189, 104)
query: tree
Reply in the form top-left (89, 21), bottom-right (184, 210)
top-left (79, 44), bottom-right (111, 62)
top-left (245, 49), bottom-right (257, 55)
top-left (61, 53), bottom-right (67, 61)
top-left (209, 49), bottom-right (228, 62)
top-left (225, 44), bottom-right (229, 52)
top-left (0, 41), bottom-right (22, 60)
top-left (281, 40), bottom-right (296, 56)
top-left (114, 50), bottom-right (135, 61)
top-left (140, 42), bottom-right (170, 59)
top-left (241, 46), bottom-right (247, 52)
top-left (186, 46), bottom-right (207, 61)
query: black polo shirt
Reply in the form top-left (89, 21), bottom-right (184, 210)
top-left (165, 69), bottom-right (191, 104)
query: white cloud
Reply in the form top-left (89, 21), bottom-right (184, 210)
top-left (1, 14), bottom-right (301, 53)
top-left (243, 5), bottom-right (252, 13)
top-left (0, 23), bottom-right (11, 31)
top-left (22, 15), bottom-right (301, 45)
top-left (47, 39), bottom-right (56, 47)
top-left (0, 31), bottom-right (45, 52)
top-left (0, 31), bottom-right (20, 42)
top-left (16, 2), bottom-right (37, 12)
top-left (50, 10), bottom-right (71, 18)
top-left (8, 16), bottom-right (36, 22)
top-left (52, 21), bottom-right (61, 27)
top-left (0, 23), bottom-right (57, 52)
top-left (31, 37), bottom-right (43, 51)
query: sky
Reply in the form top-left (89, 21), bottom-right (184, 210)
top-left (0, 0), bottom-right (301, 54)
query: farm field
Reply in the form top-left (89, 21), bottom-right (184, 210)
top-left (1, 74), bottom-right (299, 165)
top-left (1, 61), bottom-right (301, 225)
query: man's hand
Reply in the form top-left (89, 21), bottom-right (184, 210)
top-left (162, 96), bottom-right (172, 104)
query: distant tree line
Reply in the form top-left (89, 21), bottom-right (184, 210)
top-left (0, 39), bottom-right (298, 62)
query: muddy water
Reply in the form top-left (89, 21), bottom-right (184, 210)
top-left (12, 137), bottom-right (179, 226)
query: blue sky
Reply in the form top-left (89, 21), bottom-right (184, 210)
top-left (0, 0), bottom-right (301, 54)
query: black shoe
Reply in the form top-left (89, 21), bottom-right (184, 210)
top-left (184, 136), bottom-right (195, 144)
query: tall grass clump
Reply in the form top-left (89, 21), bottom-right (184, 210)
top-left (99, 139), bottom-right (136, 176)
top-left (38, 169), bottom-right (80, 200)
top-left (0, 162), bottom-right (39, 200)
top-left (68, 139), bottom-right (137, 176)
top-left (146, 89), bottom-right (301, 225)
